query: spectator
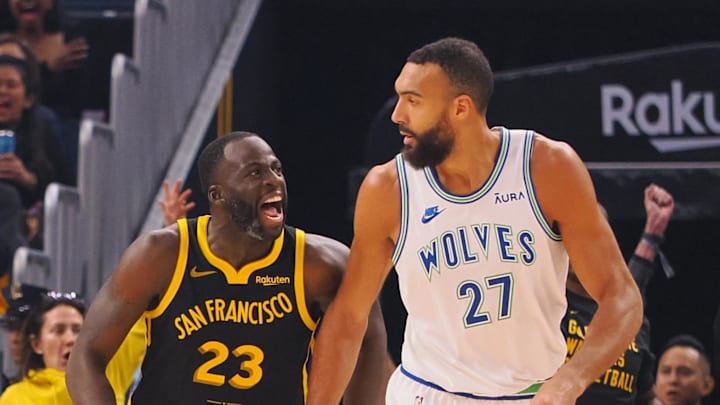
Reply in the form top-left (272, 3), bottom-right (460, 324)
top-left (563, 183), bottom-right (675, 404)
top-left (3, 0), bottom-right (90, 185)
top-left (157, 179), bottom-right (196, 226)
top-left (0, 55), bottom-right (67, 282)
top-left (0, 290), bottom-right (145, 405)
top-left (654, 334), bottom-right (714, 405)
top-left (0, 291), bottom-right (84, 404)
top-left (0, 34), bottom-right (66, 168)
top-left (0, 284), bottom-right (47, 389)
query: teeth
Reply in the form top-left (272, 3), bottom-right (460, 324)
top-left (264, 195), bottom-right (281, 203)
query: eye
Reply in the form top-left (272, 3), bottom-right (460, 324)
top-left (249, 169), bottom-right (260, 176)
top-left (273, 165), bottom-right (283, 175)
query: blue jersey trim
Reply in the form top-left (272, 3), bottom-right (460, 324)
top-left (399, 365), bottom-right (536, 401)
top-left (391, 155), bottom-right (410, 265)
top-left (522, 131), bottom-right (562, 241)
top-left (422, 127), bottom-right (510, 204)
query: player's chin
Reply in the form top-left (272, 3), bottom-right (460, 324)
top-left (259, 220), bottom-right (284, 240)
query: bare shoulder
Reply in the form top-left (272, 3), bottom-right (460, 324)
top-left (304, 233), bottom-right (349, 273)
top-left (128, 225), bottom-right (182, 263)
top-left (302, 232), bottom-right (349, 310)
top-left (530, 132), bottom-right (584, 172)
top-left (355, 159), bottom-right (401, 242)
top-left (362, 159), bottom-right (400, 194)
top-left (530, 132), bottom-right (596, 226)
top-left (111, 224), bottom-right (183, 300)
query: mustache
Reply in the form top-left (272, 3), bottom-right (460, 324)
top-left (398, 125), bottom-right (417, 137)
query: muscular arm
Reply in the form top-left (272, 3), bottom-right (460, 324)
top-left (66, 227), bottom-right (179, 404)
top-left (631, 184), bottom-right (674, 291)
top-left (532, 136), bottom-right (643, 404)
top-left (307, 162), bottom-right (397, 405)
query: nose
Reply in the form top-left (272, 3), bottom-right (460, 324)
top-left (65, 329), bottom-right (80, 346)
top-left (390, 98), bottom-right (404, 125)
top-left (262, 168), bottom-right (284, 188)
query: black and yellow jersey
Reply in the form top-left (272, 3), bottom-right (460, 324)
top-left (130, 215), bottom-right (321, 405)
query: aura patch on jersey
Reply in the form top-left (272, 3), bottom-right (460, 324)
top-left (174, 293), bottom-right (294, 339)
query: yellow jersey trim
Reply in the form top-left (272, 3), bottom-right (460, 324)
top-left (146, 218), bottom-right (190, 320)
top-left (302, 332), bottom-right (317, 403)
top-left (294, 229), bottom-right (316, 330)
top-left (196, 215), bottom-right (285, 284)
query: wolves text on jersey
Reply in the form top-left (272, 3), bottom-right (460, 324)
top-left (416, 223), bottom-right (536, 280)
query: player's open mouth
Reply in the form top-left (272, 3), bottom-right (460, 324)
top-left (260, 195), bottom-right (284, 225)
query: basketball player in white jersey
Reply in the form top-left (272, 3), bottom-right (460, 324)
top-left (307, 37), bottom-right (643, 405)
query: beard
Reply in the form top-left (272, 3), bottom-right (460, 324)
top-left (227, 198), bottom-right (284, 241)
top-left (401, 115), bottom-right (454, 169)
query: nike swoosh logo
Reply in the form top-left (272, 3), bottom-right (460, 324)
top-left (421, 208), bottom-right (445, 224)
top-left (189, 266), bottom-right (216, 278)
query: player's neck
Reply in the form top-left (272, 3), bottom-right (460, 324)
top-left (206, 218), bottom-right (276, 268)
top-left (433, 124), bottom-right (500, 195)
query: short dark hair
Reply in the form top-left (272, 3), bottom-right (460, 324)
top-left (661, 334), bottom-right (711, 366)
top-left (0, 55), bottom-right (34, 99)
top-left (407, 37), bottom-right (494, 113)
top-left (0, 34), bottom-right (41, 99)
top-left (197, 131), bottom-right (259, 195)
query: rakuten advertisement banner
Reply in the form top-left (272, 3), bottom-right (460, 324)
top-left (489, 43), bottom-right (720, 219)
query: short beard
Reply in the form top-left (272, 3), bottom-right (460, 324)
top-left (227, 199), bottom-right (266, 241)
top-left (401, 117), bottom-right (453, 169)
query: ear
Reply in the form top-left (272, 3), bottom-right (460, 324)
top-left (701, 375), bottom-right (715, 396)
top-left (29, 333), bottom-right (41, 355)
top-left (452, 94), bottom-right (473, 119)
top-left (208, 185), bottom-right (223, 204)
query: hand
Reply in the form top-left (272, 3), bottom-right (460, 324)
top-left (158, 180), bottom-right (195, 226)
top-left (0, 152), bottom-right (37, 190)
top-left (643, 183), bottom-right (674, 235)
top-left (530, 377), bottom-right (583, 405)
top-left (47, 37), bottom-right (89, 71)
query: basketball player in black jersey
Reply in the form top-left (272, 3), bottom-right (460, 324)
top-left (66, 132), bottom-right (388, 404)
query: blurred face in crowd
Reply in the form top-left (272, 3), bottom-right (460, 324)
top-left (9, 0), bottom-right (54, 30)
top-left (0, 42), bottom-right (26, 59)
top-left (0, 63), bottom-right (32, 127)
top-left (7, 324), bottom-right (24, 367)
top-left (30, 304), bottom-right (83, 371)
top-left (655, 345), bottom-right (714, 405)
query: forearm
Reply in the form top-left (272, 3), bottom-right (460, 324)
top-left (343, 302), bottom-right (390, 405)
top-left (628, 254), bottom-right (655, 295)
top-left (553, 284), bottom-right (643, 397)
top-left (308, 305), bottom-right (367, 405)
top-left (66, 352), bottom-right (117, 404)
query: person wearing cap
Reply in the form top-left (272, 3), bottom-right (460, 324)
top-left (0, 284), bottom-right (47, 390)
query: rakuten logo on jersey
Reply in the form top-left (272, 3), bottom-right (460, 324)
top-left (601, 81), bottom-right (720, 152)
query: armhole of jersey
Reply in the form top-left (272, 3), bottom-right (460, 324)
top-left (146, 217), bottom-right (190, 319)
top-left (294, 229), bottom-right (317, 331)
top-left (391, 154), bottom-right (409, 265)
top-left (522, 131), bottom-right (562, 241)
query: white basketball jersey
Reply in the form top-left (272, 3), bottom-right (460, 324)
top-left (392, 128), bottom-right (569, 397)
